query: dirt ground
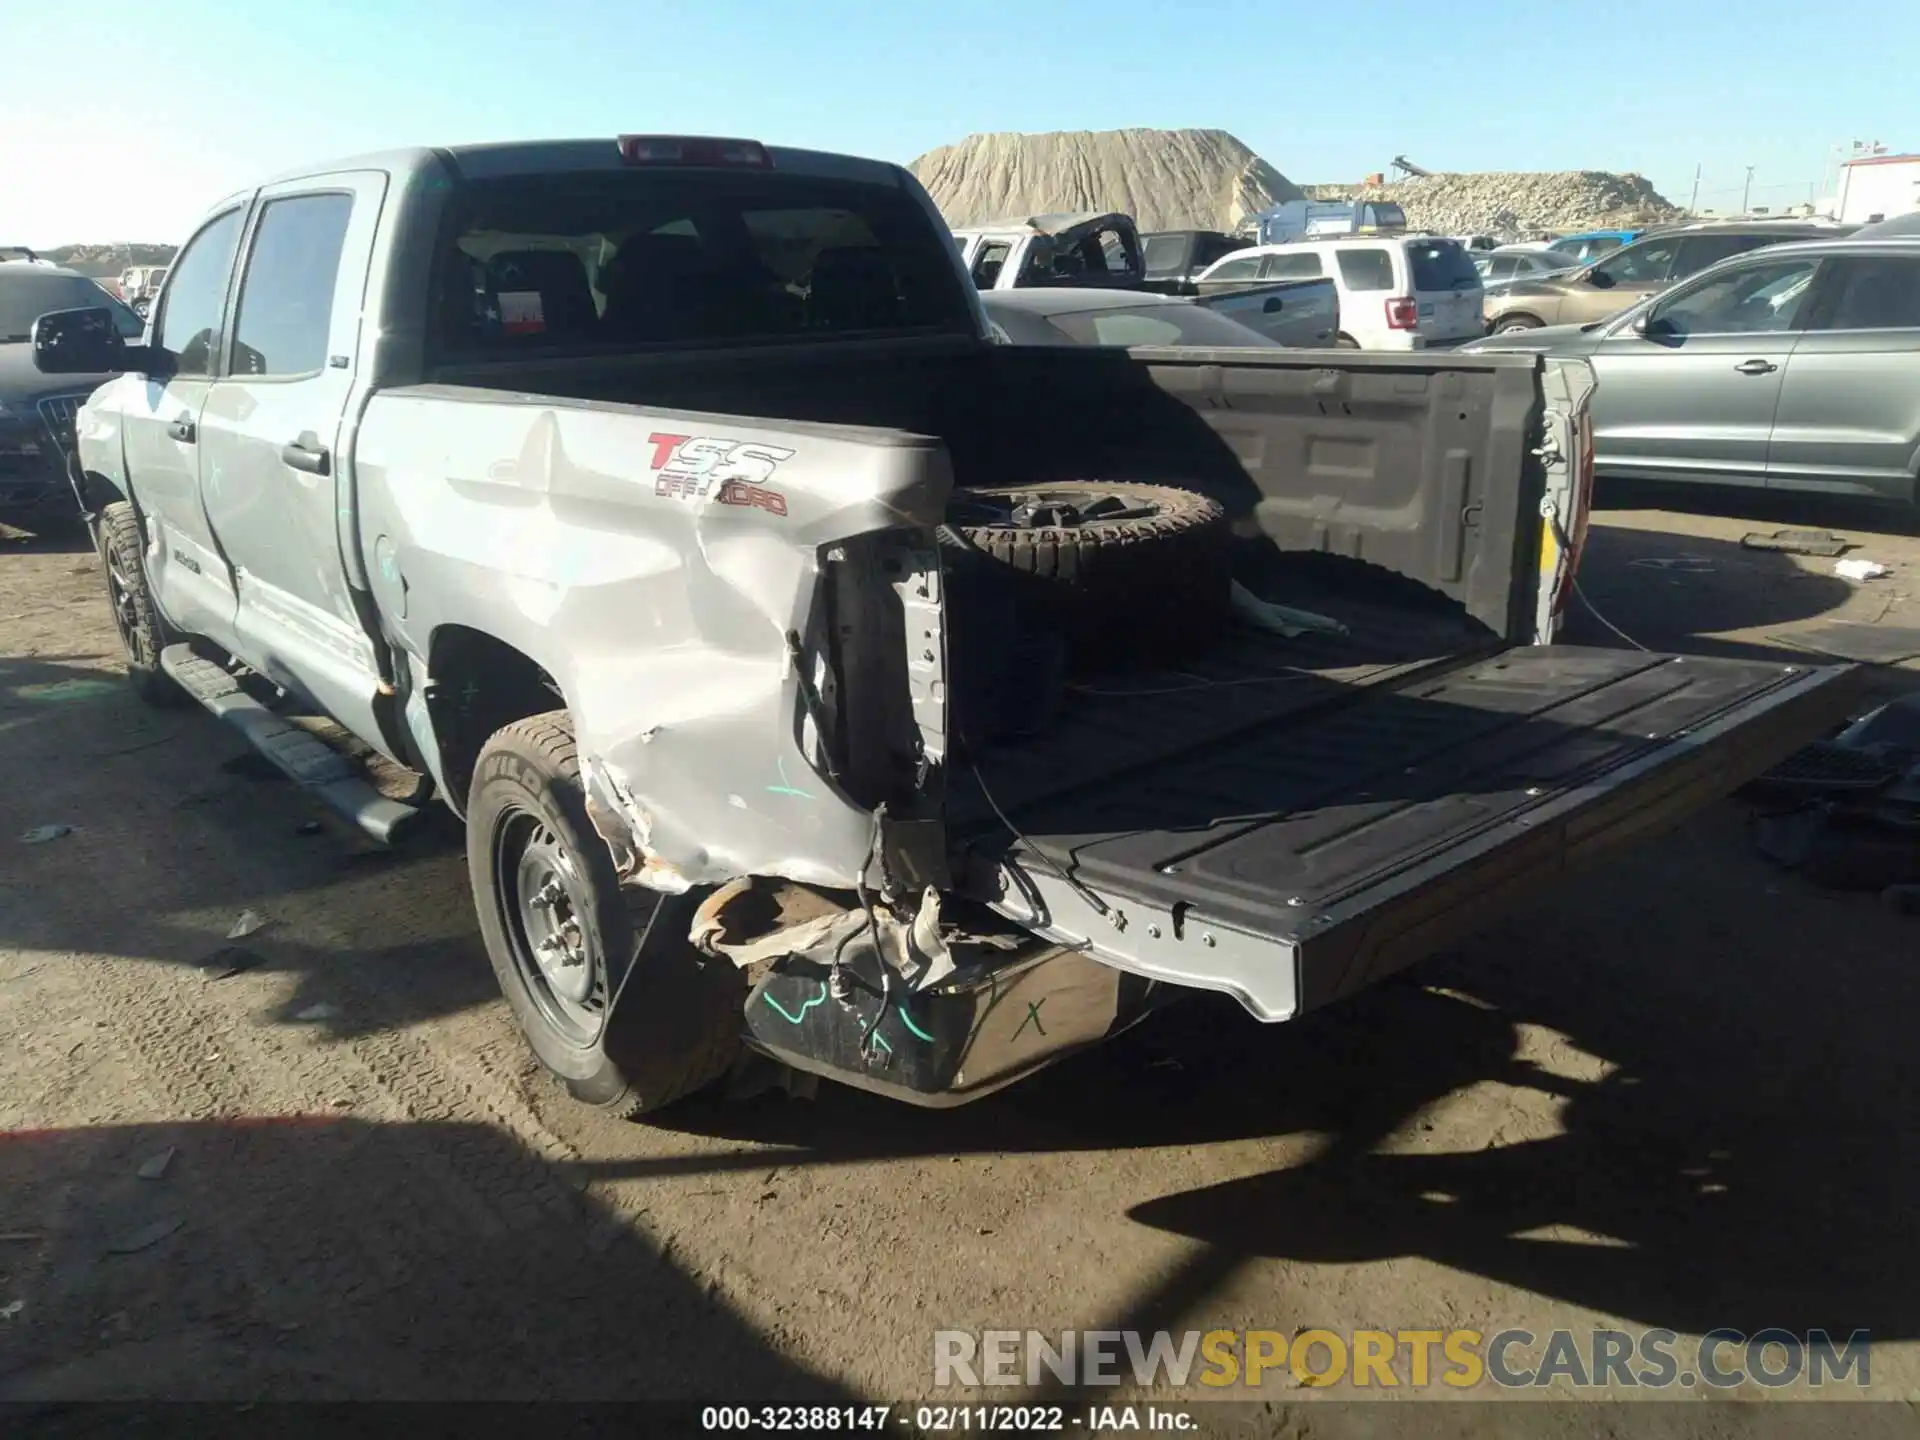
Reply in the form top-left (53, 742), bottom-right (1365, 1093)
top-left (2, 486), bottom-right (1918, 1422)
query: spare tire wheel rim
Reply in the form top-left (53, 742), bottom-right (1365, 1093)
top-left (951, 489), bottom-right (1163, 531)
top-left (494, 806), bottom-right (606, 1046)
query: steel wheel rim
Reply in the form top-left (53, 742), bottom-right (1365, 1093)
top-left (950, 489), bottom-right (1161, 531)
top-left (493, 807), bottom-right (606, 1046)
top-left (104, 546), bottom-right (141, 656)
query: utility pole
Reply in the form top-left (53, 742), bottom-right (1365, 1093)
top-left (1688, 162), bottom-right (1702, 213)
top-left (1742, 166), bottom-right (1755, 214)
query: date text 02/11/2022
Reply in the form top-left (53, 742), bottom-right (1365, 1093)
top-left (698, 1405), bottom-right (1196, 1432)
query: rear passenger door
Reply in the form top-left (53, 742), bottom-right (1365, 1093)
top-left (197, 172), bottom-right (390, 742)
top-left (1767, 252), bottom-right (1920, 500)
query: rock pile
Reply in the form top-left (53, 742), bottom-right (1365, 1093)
top-left (1301, 172), bottom-right (1681, 239)
top-left (911, 129), bottom-right (1303, 233)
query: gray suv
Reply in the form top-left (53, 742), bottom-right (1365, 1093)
top-left (1482, 221), bottom-right (1853, 334)
top-left (1465, 237), bottom-right (1920, 509)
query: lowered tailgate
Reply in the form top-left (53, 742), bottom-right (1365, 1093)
top-left (972, 646), bottom-right (1862, 1021)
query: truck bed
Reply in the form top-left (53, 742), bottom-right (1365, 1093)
top-left (950, 582), bottom-right (1493, 830)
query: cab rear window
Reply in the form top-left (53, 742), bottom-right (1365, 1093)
top-left (429, 169), bottom-right (976, 362)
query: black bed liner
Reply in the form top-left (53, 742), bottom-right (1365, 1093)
top-left (961, 643), bottom-right (1863, 1019)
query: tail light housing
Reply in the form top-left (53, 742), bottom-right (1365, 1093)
top-left (1553, 414), bottom-right (1597, 618)
top-left (1384, 296), bottom-right (1419, 330)
top-left (616, 135), bottom-right (773, 168)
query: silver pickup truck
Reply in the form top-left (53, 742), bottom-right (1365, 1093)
top-left (31, 134), bottom-right (1859, 1119)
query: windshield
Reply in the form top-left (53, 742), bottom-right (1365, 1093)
top-left (1407, 239), bottom-right (1481, 291)
top-left (1043, 301), bottom-right (1281, 348)
top-left (430, 168), bottom-right (977, 364)
top-left (0, 270), bottom-right (143, 342)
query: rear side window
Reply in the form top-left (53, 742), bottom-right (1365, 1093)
top-left (1673, 233), bottom-right (1773, 277)
top-left (432, 169), bottom-right (975, 361)
top-left (1204, 255), bottom-right (1265, 281)
top-left (1408, 239), bottom-right (1479, 291)
top-left (1047, 303), bottom-right (1281, 348)
top-left (1810, 256), bottom-right (1920, 331)
top-left (231, 193), bottom-right (355, 377)
top-left (972, 240), bottom-right (1012, 288)
top-left (1336, 248), bottom-right (1395, 292)
top-left (1197, 234), bottom-right (1237, 268)
top-left (1142, 235), bottom-right (1185, 275)
top-left (1264, 252), bottom-right (1324, 279)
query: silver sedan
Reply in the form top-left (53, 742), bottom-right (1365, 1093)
top-left (1462, 237), bottom-right (1920, 510)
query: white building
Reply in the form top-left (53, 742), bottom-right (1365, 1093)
top-left (1836, 153), bottom-right (1920, 224)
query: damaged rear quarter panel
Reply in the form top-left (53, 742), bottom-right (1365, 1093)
top-left (352, 385), bottom-right (953, 888)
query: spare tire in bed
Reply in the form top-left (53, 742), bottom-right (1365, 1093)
top-left (945, 482), bottom-right (1231, 669)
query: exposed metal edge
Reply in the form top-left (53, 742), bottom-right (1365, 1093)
top-left (986, 865), bottom-right (1302, 1023)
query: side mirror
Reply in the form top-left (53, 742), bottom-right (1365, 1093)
top-left (1588, 270), bottom-right (1616, 290)
top-left (31, 306), bottom-right (148, 375)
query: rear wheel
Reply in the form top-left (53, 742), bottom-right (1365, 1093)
top-left (1493, 314), bottom-right (1543, 334)
top-left (1335, 332), bottom-right (1361, 350)
top-left (97, 501), bottom-right (184, 706)
top-left (466, 712), bottom-right (743, 1117)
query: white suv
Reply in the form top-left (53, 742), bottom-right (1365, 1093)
top-left (1195, 235), bottom-right (1485, 350)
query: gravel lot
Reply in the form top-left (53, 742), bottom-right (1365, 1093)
top-left (2, 491), bottom-right (1917, 1420)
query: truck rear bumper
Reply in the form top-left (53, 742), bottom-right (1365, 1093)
top-left (968, 647), bottom-right (1864, 1022)
top-left (742, 940), bottom-right (1176, 1107)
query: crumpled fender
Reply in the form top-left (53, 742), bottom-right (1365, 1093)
top-left (356, 389), bottom-right (953, 893)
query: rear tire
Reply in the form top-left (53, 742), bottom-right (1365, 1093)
top-left (1493, 315), bottom-right (1543, 334)
top-left (97, 501), bottom-right (185, 706)
top-left (466, 711), bottom-right (743, 1117)
top-left (1335, 332), bottom-right (1361, 350)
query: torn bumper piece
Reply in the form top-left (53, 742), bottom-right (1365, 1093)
top-left (742, 938), bottom-right (1175, 1107)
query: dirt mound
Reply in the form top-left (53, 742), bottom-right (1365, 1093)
top-left (1303, 172), bottom-right (1681, 239)
top-left (911, 128), bottom-right (1302, 233)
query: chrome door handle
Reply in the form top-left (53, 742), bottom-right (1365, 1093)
top-left (1734, 359), bottom-right (1778, 375)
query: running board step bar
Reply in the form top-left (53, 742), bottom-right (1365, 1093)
top-left (159, 644), bottom-right (419, 845)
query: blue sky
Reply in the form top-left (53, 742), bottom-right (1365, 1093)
top-left (2, 0), bottom-right (1912, 246)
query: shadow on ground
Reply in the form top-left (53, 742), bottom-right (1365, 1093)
top-left (0, 1117), bottom-right (849, 1402)
top-left (1562, 523), bottom-right (1863, 661)
top-left (1595, 478), bottom-right (1920, 540)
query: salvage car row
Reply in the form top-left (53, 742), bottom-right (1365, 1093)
top-left (944, 205), bottom-right (1920, 516)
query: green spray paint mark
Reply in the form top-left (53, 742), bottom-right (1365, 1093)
top-left (1011, 999), bottom-right (1048, 1041)
top-left (761, 981), bottom-right (828, 1025)
top-left (766, 755), bottom-right (814, 800)
top-left (898, 1002), bottom-right (935, 1043)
